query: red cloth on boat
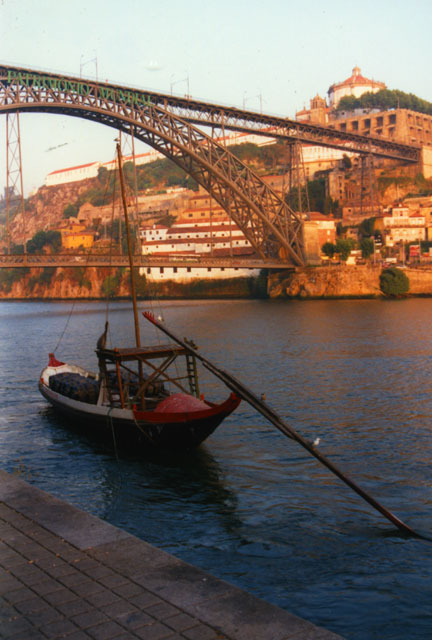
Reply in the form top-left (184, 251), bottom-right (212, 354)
top-left (153, 393), bottom-right (210, 414)
top-left (48, 353), bottom-right (65, 367)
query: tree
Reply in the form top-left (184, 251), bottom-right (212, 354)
top-left (335, 237), bottom-right (355, 261)
top-left (321, 241), bottom-right (335, 258)
top-left (360, 237), bottom-right (374, 259)
top-left (379, 267), bottom-right (409, 296)
top-left (63, 203), bottom-right (79, 219)
top-left (26, 230), bottom-right (61, 254)
top-left (359, 217), bottom-right (376, 238)
top-left (341, 154), bottom-right (352, 170)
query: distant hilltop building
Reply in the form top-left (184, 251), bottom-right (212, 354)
top-left (296, 66), bottom-right (432, 178)
top-left (327, 66), bottom-right (386, 109)
top-left (296, 66), bottom-right (387, 124)
top-left (44, 131), bottom-right (275, 188)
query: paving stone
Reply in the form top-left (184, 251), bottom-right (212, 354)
top-left (59, 572), bottom-right (96, 589)
top-left (117, 609), bottom-right (155, 630)
top-left (71, 579), bottom-right (107, 598)
top-left (56, 598), bottom-right (93, 617)
top-left (24, 604), bottom-right (65, 627)
top-left (0, 579), bottom-right (30, 603)
top-left (182, 624), bottom-right (224, 640)
top-left (129, 590), bottom-right (163, 609)
top-left (39, 617), bottom-right (80, 638)
top-left (164, 612), bottom-right (199, 632)
top-left (97, 571), bottom-right (129, 589)
top-left (62, 632), bottom-right (94, 640)
top-left (145, 601), bottom-right (182, 621)
top-left (8, 564), bottom-right (48, 586)
top-left (6, 630), bottom-right (48, 639)
top-left (73, 557), bottom-right (104, 573)
top-left (83, 588), bottom-right (123, 608)
top-left (112, 581), bottom-right (145, 599)
top-left (44, 586), bottom-right (80, 607)
top-left (85, 619), bottom-right (127, 640)
top-left (71, 609), bottom-right (110, 630)
top-left (0, 612), bottom-right (35, 636)
top-left (100, 598), bottom-right (138, 619)
top-left (29, 578), bottom-right (64, 597)
top-left (14, 596), bottom-right (50, 615)
top-left (134, 621), bottom-right (176, 640)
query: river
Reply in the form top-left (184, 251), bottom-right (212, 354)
top-left (1, 298), bottom-right (431, 639)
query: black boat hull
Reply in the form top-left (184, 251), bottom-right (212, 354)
top-left (39, 381), bottom-right (240, 451)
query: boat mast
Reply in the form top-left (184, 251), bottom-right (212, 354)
top-left (116, 142), bottom-right (141, 348)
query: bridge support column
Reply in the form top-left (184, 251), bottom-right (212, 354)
top-left (302, 221), bottom-right (321, 265)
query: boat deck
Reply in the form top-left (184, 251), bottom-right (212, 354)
top-left (97, 343), bottom-right (187, 362)
top-left (0, 470), bottom-right (343, 639)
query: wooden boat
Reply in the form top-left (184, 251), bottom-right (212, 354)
top-left (38, 339), bottom-right (240, 451)
top-left (38, 143), bottom-right (240, 451)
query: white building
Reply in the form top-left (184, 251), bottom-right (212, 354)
top-left (383, 206), bottom-right (425, 245)
top-left (45, 161), bottom-right (100, 186)
top-left (328, 66), bottom-right (386, 109)
top-left (140, 217), bottom-right (259, 281)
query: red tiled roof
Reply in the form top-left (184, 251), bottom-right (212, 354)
top-left (47, 161), bottom-right (98, 176)
top-left (328, 67), bottom-right (386, 93)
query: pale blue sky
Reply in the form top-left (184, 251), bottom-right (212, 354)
top-left (1, 0), bottom-right (431, 194)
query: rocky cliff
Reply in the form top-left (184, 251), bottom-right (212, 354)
top-left (268, 265), bottom-right (432, 298)
top-left (0, 267), bottom-right (263, 300)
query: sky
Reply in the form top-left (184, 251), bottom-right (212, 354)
top-left (1, 0), bottom-right (432, 195)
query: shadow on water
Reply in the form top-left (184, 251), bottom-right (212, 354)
top-left (39, 404), bottom-right (242, 537)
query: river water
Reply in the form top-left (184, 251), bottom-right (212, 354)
top-left (1, 298), bottom-right (432, 639)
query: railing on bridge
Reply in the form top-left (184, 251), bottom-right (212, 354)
top-left (0, 254), bottom-right (290, 270)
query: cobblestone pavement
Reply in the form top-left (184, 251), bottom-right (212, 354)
top-left (0, 470), bottom-right (343, 640)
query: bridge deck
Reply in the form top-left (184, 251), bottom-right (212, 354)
top-left (0, 254), bottom-right (293, 269)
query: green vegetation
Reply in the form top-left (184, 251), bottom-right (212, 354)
top-left (360, 237), bottom-right (374, 259)
top-left (102, 268), bottom-right (124, 298)
top-left (28, 268), bottom-right (56, 290)
top-left (68, 267), bottom-right (92, 291)
top-left (0, 268), bottom-right (29, 293)
top-left (26, 230), bottom-right (61, 254)
top-left (321, 242), bottom-right (335, 258)
top-left (336, 89), bottom-right (432, 116)
top-left (379, 267), bottom-right (410, 297)
top-left (286, 178), bottom-right (340, 216)
top-left (335, 238), bottom-right (355, 261)
top-left (63, 203), bottom-right (80, 219)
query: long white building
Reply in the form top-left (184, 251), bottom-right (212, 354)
top-left (139, 217), bottom-right (260, 281)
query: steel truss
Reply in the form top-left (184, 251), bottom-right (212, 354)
top-left (0, 65), bottom-right (304, 265)
top-left (0, 65), bottom-right (415, 162)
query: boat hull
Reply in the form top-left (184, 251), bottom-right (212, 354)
top-left (39, 378), bottom-right (240, 451)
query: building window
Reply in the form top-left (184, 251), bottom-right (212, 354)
top-left (187, 267), bottom-right (191, 272)
top-left (160, 267), bottom-right (164, 274)
top-left (173, 267), bottom-right (177, 273)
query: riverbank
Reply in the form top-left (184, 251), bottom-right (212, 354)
top-left (268, 265), bottom-right (432, 298)
top-left (3, 264), bottom-right (432, 300)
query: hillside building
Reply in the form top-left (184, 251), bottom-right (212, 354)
top-left (375, 205), bottom-right (426, 246)
top-left (54, 219), bottom-right (95, 249)
top-left (139, 190), bottom-right (259, 282)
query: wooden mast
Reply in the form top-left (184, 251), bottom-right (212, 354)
top-left (116, 142), bottom-right (141, 349)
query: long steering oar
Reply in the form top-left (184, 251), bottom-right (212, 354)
top-left (143, 311), bottom-right (429, 540)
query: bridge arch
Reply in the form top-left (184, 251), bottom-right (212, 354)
top-left (0, 65), bottom-right (304, 265)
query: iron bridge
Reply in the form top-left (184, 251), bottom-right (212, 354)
top-left (0, 64), bottom-right (421, 268)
